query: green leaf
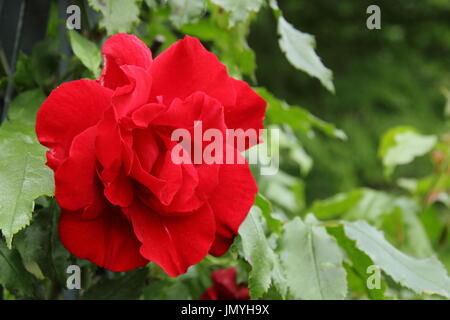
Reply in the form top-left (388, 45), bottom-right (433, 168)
top-left (0, 241), bottom-right (40, 298)
top-left (68, 31), bottom-right (101, 77)
top-left (278, 16), bottom-right (334, 93)
top-left (277, 126), bottom-right (313, 175)
top-left (268, 0), bottom-right (280, 12)
top-left (180, 19), bottom-right (224, 41)
top-left (256, 88), bottom-right (346, 140)
top-left (14, 203), bottom-right (70, 285)
top-left (238, 207), bottom-right (287, 299)
top-left (88, 0), bottom-right (142, 35)
top-left (8, 89), bottom-right (46, 125)
top-left (259, 170), bottom-right (304, 213)
top-left (143, 279), bottom-right (192, 300)
top-left (82, 268), bottom-right (148, 300)
top-left (379, 127), bottom-right (437, 177)
top-left (210, 0), bottom-right (264, 27)
top-left (328, 225), bottom-right (386, 299)
top-left (311, 190), bottom-right (362, 220)
top-left (170, 0), bottom-right (205, 28)
top-left (280, 215), bottom-right (347, 299)
top-left (29, 39), bottom-right (60, 89)
top-left (394, 198), bottom-right (434, 258)
top-left (147, 8), bottom-right (178, 54)
top-left (14, 52), bottom-right (36, 90)
top-left (341, 189), bottom-right (434, 258)
top-left (343, 220), bottom-right (450, 298)
top-left (144, 0), bottom-right (157, 8)
top-left (254, 194), bottom-right (282, 234)
top-left (217, 21), bottom-right (256, 77)
top-left (0, 120), bottom-right (54, 247)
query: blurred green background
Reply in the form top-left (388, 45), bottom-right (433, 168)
top-left (250, 0), bottom-right (450, 200)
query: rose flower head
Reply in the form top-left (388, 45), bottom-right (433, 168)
top-left (36, 33), bottom-right (266, 276)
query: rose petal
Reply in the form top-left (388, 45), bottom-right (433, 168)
top-left (132, 127), bottom-right (160, 172)
top-left (112, 65), bottom-right (153, 116)
top-left (208, 153), bottom-right (257, 256)
top-left (95, 107), bottom-right (135, 207)
top-left (150, 36), bottom-right (236, 107)
top-left (143, 163), bottom-right (204, 214)
top-left (55, 127), bottom-right (106, 219)
top-left (59, 208), bottom-right (148, 272)
top-left (104, 169), bottom-right (134, 207)
top-left (124, 203), bottom-right (215, 276)
top-left (96, 107), bottom-right (122, 175)
top-left (150, 37), bottom-right (265, 151)
top-left (99, 33), bottom-right (153, 90)
top-left (131, 103), bottom-right (167, 128)
top-left (36, 80), bottom-right (113, 170)
top-left (225, 79), bottom-right (266, 150)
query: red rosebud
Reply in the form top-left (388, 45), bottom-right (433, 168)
top-left (201, 268), bottom-right (250, 300)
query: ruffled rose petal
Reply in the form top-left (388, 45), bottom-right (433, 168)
top-left (150, 36), bottom-right (236, 107)
top-left (225, 79), bottom-right (266, 150)
top-left (36, 80), bottom-right (113, 170)
top-left (150, 38), bottom-right (266, 151)
top-left (143, 163), bottom-right (204, 214)
top-left (132, 127), bottom-right (160, 172)
top-left (104, 169), bottom-right (135, 207)
top-left (54, 127), bottom-right (106, 219)
top-left (59, 208), bottom-right (148, 272)
top-left (96, 107), bottom-right (122, 175)
top-left (153, 92), bottom-right (226, 132)
top-left (131, 103), bottom-right (167, 128)
top-left (123, 203), bottom-right (215, 277)
top-left (208, 153), bottom-right (258, 256)
top-left (112, 65), bottom-right (153, 116)
top-left (99, 33), bottom-right (153, 90)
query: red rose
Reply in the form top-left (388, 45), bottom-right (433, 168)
top-left (36, 34), bottom-right (266, 276)
top-left (200, 267), bottom-right (250, 300)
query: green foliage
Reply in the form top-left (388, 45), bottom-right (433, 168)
top-left (88, 0), bottom-right (142, 35)
top-left (277, 16), bottom-right (334, 93)
top-left (0, 241), bottom-right (41, 299)
top-left (328, 225), bottom-right (386, 300)
top-left (280, 215), bottom-right (347, 299)
top-left (14, 203), bottom-right (71, 286)
top-left (81, 269), bottom-right (149, 300)
top-left (343, 221), bottom-right (450, 299)
top-left (210, 0), bottom-right (264, 27)
top-left (169, 0), bottom-right (205, 28)
top-left (238, 207), bottom-right (287, 299)
top-left (311, 190), bottom-right (362, 220)
top-left (379, 126), bottom-right (437, 177)
top-left (257, 88), bottom-right (346, 139)
top-left (68, 31), bottom-right (101, 77)
top-left (0, 91), bottom-right (54, 248)
top-left (254, 194), bottom-right (282, 234)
